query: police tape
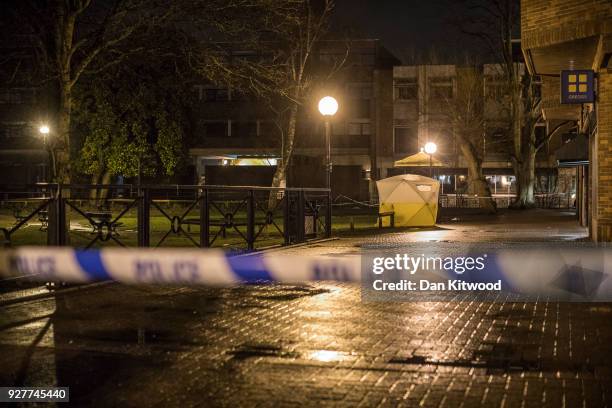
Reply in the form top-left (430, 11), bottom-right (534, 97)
top-left (0, 247), bottom-right (361, 285)
top-left (2, 246), bottom-right (612, 300)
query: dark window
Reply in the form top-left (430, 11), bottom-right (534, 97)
top-left (0, 126), bottom-right (25, 140)
top-left (347, 84), bottom-right (372, 99)
top-left (347, 52), bottom-right (375, 66)
top-left (0, 88), bottom-right (36, 104)
top-left (232, 51), bottom-right (259, 63)
top-left (347, 122), bottom-right (371, 136)
top-left (430, 78), bottom-right (453, 100)
top-left (204, 88), bottom-right (229, 102)
top-left (394, 127), bottom-right (417, 153)
top-left (231, 90), bottom-right (250, 101)
top-left (319, 51), bottom-right (344, 65)
top-left (353, 100), bottom-right (370, 118)
top-left (203, 121), bottom-right (228, 137)
top-left (394, 80), bottom-right (417, 100)
top-left (0, 89), bottom-right (9, 104)
top-left (532, 78), bottom-right (542, 98)
top-left (232, 121), bottom-right (257, 137)
top-left (485, 79), bottom-right (507, 99)
top-left (259, 121), bottom-right (280, 138)
top-left (347, 84), bottom-right (372, 118)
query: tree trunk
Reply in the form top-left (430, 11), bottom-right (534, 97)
top-left (268, 101), bottom-right (298, 209)
top-left (512, 144), bottom-right (536, 208)
top-left (55, 83), bottom-right (72, 184)
top-left (99, 171), bottom-right (112, 202)
top-left (458, 142), bottom-right (496, 214)
top-left (89, 172), bottom-right (101, 200)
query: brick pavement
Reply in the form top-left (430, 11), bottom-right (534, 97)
top-left (1, 209), bottom-right (610, 407)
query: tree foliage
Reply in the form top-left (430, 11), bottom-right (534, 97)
top-left (73, 59), bottom-right (191, 181)
top-left (2, 0), bottom-right (290, 183)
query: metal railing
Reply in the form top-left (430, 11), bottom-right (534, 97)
top-left (0, 184), bottom-right (332, 251)
top-left (439, 193), bottom-right (575, 209)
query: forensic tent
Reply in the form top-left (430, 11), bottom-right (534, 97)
top-left (376, 174), bottom-right (440, 227)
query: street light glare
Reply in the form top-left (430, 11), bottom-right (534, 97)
top-left (318, 96), bottom-right (338, 116)
top-left (424, 142), bottom-right (437, 155)
top-left (39, 125), bottom-right (50, 134)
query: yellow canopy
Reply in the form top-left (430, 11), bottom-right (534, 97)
top-left (394, 151), bottom-right (444, 167)
top-left (376, 174), bottom-right (440, 227)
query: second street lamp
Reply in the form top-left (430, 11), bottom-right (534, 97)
top-left (39, 125), bottom-right (50, 182)
top-left (424, 142), bottom-right (437, 178)
top-left (318, 96), bottom-right (338, 191)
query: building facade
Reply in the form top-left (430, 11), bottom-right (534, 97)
top-left (521, 0), bottom-right (612, 240)
top-left (189, 39), bottom-right (399, 202)
top-left (387, 63), bottom-right (565, 198)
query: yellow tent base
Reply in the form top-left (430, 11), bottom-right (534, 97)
top-left (379, 203), bottom-right (438, 227)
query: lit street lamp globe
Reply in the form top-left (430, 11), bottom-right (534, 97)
top-left (39, 125), bottom-right (50, 134)
top-left (318, 96), bottom-right (338, 116)
top-left (424, 142), bottom-right (437, 155)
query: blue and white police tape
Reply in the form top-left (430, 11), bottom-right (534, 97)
top-left (0, 247), bottom-right (361, 285)
top-left (2, 246), bottom-right (612, 300)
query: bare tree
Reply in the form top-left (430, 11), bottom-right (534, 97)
top-left (443, 66), bottom-right (496, 213)
top-left (194, 0), bottom-right (344, 200)
top-left (4, 1), bottom-right (175, 182)
top-left (453, 0), bottom-right (575, 208)
top-left (4, 0), bottom-right (278, 183)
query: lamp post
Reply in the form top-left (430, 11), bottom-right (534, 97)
top-left (39, 125), bottom-right (50, 182)
top-left (318, 96), bottom-right (338, 191)
top-left (318, 96), bottom-right (337, 239)
top-left (424, 142), bottom-right (437, 178)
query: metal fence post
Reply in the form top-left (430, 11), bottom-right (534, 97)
top-left (55, 189), bottom-right (66, 246)
top-left (283, 190), bottom-right (290, 245)
top-left (137, 187), bottom-right (150, 247)
top-left (325, 189), bottom-right (332, 238)
top-left (297, 189), bottom-right (305, 243)
top-left (46, 195), bottom-right (56, 246)
top-left (200, 188), bottom-right (209, 248)
top-left (247, 189), bottom-right (255, 250)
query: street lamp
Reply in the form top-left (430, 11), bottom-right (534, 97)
top-left (39, 125), bottom-right (50, 182)
top-left (318, 96), bottom-right (338, 191)
top-left (424, 142), bottom-right (437, 177)
top-left (318, 96), bottom-right (337, 239)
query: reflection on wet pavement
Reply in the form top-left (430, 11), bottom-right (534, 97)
top-left (0, 210), bottom-right (609, 407)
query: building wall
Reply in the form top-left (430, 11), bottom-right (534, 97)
top-left (595, 71), bottom-right (612, 238)
top-left (390, 63), bottom-right (546, 181)
top-left (522, 0), bottom-right (612, 50)
top-left (189, 39), bottom-right (399, 200)
top-left (0, 87), bottom-right (49, 184)
top-left (521, 0), bottom-right (612, 241)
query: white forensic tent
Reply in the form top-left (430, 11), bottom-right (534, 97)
top-left (376, 174), bottom-right (440, 227)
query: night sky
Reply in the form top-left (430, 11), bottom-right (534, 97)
top-left (334, 0), bottom-right (484, 64)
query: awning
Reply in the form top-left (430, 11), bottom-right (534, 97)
top-left (394, 151), bottom-right (444, 167)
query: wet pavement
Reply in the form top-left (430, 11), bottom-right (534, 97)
top-left (2, 209), bottom-right (611, 407)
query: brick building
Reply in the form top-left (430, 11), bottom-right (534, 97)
top-left (190, 39), bottom-right (399, 201)
top-left (0, 27), bottom-right (51, 185)
top-left (386, 63), bottom-right (564, 198)
top-left (521, 0), bottom-right (612, 240)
